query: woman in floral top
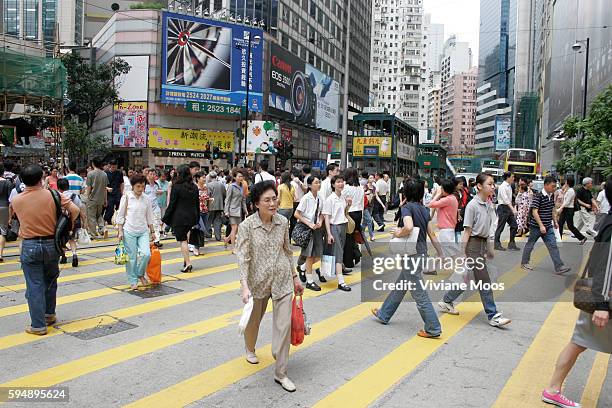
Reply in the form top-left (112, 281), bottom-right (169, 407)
top-left (236, 180), bottom-right (303, 393)
top-left (516, 183), bottom-right (530, 236)
top-left (194, 172), bottom-right (213, 256)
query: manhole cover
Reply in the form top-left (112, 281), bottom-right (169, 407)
top-left (64, 319), bottom-right (137, 340)
top-left (127, 284), bottom-right (184, 299)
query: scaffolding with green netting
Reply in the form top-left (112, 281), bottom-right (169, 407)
top-left (0, 46), bottom-right (66, 100)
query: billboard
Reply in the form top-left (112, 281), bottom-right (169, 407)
top-left (494, 116), bottom-right (512, 151)
top-left (148, 127), bottom-right (234, 151)
top-left (246, 120), bottom-right (280, 154)
top-left (115, 56), bottom-right (149, 102)
top-left (113, 102), bottom-right (148, 148)
top-left (352, 137), bottom-right (392, 158)
top-left (269, 43), bottom-right (340, 133)
top-left (161, 12), bottom-right (263, 111)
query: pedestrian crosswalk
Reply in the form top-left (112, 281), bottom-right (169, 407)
top-left (0, 231), bottom-right (609, 407)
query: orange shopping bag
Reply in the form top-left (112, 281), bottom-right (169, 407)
top-left (146, 243), bottom-right (162, 284)
top-left (291, 295), bottom-right (305, 346)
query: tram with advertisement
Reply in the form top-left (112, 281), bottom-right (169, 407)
top-left (502, 148), bottom-right (539, 179)
top-left (481, 159), bottom-right (504, 183)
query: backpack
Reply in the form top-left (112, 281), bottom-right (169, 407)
top-left (50, 190), bottom-right (72, 256)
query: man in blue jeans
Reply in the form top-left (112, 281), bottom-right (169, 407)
top-left (521, 176), bottom-right (571, 274)
top-left (11, 165), bottom-right (80, 335)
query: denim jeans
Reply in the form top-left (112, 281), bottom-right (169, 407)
top-left (21, 239), bottom-right (60, 330)
top-left (442, 237), bottom-right (498, 320)
top-left (200, 212), bottom-right (210, 235)
top-left (361, 208), bottom-right (375, 239)
top-left (123, 230), bottom-right (151, 285)
top-left (521, 225), bottom-right (564, 270)
top-left (377, 261), bottom-right (442, 336)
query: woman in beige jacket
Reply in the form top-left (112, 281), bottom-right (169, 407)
top-left (236, 180), bottom-right (304, 393)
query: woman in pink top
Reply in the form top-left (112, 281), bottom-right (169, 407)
top-left (427, 179), bottom-right (459, 256)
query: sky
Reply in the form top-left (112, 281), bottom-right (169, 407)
top-left (423, 0), bottom-right (481, 63)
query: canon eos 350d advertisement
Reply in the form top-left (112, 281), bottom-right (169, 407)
top-left (269, 43), bottom-right (340, 134)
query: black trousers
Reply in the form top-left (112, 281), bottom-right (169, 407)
top-left (559, 207), bottom-right (585, 241)
top-left (494, 204), bottom-right (517, 245)
top-left (372, 195), bottom-right (386, 226)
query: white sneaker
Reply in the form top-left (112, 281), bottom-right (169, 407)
top-left (188, 244), bottom-right (194, 252)
top-left (521, 264), bottom-right (533, 271)
top-left (438, 301), bottom-right (459, 315)
top-left (489, 313), bottom-right (511, 327)
top-left (245, 348), bottom-right (258, 364)
top-left (274, 376), bottom-right (296, 392)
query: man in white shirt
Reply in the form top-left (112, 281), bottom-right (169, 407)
top-left (320, 163), bottom-right (339, 199)
top-left (373, 172), bottom-right (388, 231)
top-left (254, 161), bottom-right (275, 184)
top-left (494, 171), bottom-right (520, 251)
top-left (596, 181), bottom-right (610, 230)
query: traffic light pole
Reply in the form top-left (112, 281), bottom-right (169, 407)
top-left (241, 34), bottom-right (253, 166)
top-left (340, 3), bottom-right (351, 169)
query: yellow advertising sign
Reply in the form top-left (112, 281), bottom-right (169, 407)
top-left (352, 136), bottom-right (392, 157)
top-left (148, 127), bottom-right (234, 152)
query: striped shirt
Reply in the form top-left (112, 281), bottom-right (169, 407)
top-left (63, 173), bottom-right (84, 196)
top-left (530, 190), bottom-right (555, 229)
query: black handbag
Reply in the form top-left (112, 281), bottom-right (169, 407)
top-left (189, 227), bottom-right (205, 247)
top-left (574, 249), bottom-right (612, 314)
top-left (291, 198), bottom-right (319, 248)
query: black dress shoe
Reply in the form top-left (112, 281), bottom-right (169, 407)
top-left (154, 241), bottom-right (163, 248)
top-left (306, 282), bottom-right (321, 291)
top-left (494, 245), bottom-right (506, 251)
top-left (316, 269), bottom-right (327, 283)
top-left (72, 255), bottom-right (78, 267)
top-left (338, 283), bottom-right (352, 292)
top-left (60, 256), bottom-right (67, 264)
top-left (342, 267), bottom-right (353, 275)
top-left (296, 266), bottom-right (307, 283)
top-left (508, 244), bottom-right (521, 251)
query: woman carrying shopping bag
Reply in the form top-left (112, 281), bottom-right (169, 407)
top-left (116, 174), bottom-right (155, 290)
top-left (294, 175), bottom-right (325, 291)
top-left (322, 174), bottom-right (353, 292)
top-left (371, 180), bottom-right (445, 338)
top-left (236, 181), bottom-right (303, 393)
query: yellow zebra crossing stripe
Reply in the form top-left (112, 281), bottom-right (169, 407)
top-left (0, 240), bottom-right (223, 280)
top-left (0, 273), bottom-right (362, 389)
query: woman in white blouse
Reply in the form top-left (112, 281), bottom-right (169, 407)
top-left (294, 175), bottom-right (325, 291)
top-left (341, 168), bottom-right (364, 270)
top-left (116, 174), bottom-right (155, 290)
top-left (557, 177), bottom-right (587, 244)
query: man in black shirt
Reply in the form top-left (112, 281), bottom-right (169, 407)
top-left (575, 177), bottom-right (599, 236)
top-left (103, 159), bottom-right (124, 225)
top-left (521, 176), bottom-right (570, 274)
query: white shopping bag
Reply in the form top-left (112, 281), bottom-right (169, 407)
top-left (77, 229), bottom-right (91, 246)
top-left (320, 254), bottom-right (336, 279)
top-left (238, 297), bottom-right (253, 336)
top-left (554, 228), bottom-right (563, 247)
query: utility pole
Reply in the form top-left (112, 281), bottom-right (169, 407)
top-left (340, 2), bottom-right (351, 169)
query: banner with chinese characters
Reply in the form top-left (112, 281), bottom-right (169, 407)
top-left (112, 102), bottom-right (148, 147)
top-left (352, 136), bottom-right (392, 158)
top-left (148, 127), bottom-right (234, 152)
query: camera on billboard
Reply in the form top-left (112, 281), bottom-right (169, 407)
top-left (291, 71), bottom-right (316, 127)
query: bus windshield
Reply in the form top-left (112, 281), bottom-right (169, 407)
top-left (507, 150), bottom-right (537, 162)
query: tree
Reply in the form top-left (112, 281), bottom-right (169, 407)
top-left (62, 53), bottom-right (131, 132)
top-left (129, 2), bottom-right (165, 9)
top-left (63, 120), bottom-right (109, 165)
top-left (555, 85), bottom-right (612, 177)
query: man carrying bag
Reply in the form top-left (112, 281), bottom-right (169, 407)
top-left (11, 165), bottom-right (80, 336)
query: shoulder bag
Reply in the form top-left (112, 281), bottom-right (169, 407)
top-left (291, 198), bottom-right (319, 248)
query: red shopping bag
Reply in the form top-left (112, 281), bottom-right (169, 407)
top-left (291, 295), bottom-right (305, 346)
top-left (146, 243), bottom-right (162, 284)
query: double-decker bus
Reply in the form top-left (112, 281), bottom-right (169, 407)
top-left (502, 148), bottom-right (538, 178)
top-left (482, 159), bottom-right (504, 183)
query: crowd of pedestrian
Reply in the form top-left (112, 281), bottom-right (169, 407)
top-left (1, 156), bottom-right (609, 400)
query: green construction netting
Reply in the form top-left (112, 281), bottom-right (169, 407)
top-left (0, 47), bottom-right (66, 100)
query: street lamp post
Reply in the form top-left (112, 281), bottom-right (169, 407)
top-left (240, 32), bottom-right (261, 165)
top-left (572, 38), bottom-right (590, 120)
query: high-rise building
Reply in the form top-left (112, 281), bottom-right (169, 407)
top-left (1, 0), bottom-right (81, 48)
top-left (423, 14), bottom-right (443, 73)
top-left (427, 87), bottom-right (441, 143)
top-left (440, 35), bottom-right (472, 85)
top-left (440, 66), bottom-right (477, 155)
top-left (369, 0), bottom-right (424, 129)
top-left (474, 0), bottom-right (517, 156)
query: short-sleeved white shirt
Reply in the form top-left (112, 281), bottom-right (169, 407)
top-left (322, 192), bottom-right (348, 225)
top-left (296, 192), bottom-right (322, 223)
top-left (342, 185), bottom-right (364, 212)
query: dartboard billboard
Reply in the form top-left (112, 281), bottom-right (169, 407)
top-left (268, 43), bottom-right (340, 134)
top-left (161, 12), bottom-right (263, 112)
